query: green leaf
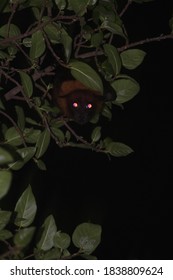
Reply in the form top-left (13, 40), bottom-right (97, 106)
top-left (91, 31), bottom-right (103, 47)
top-left (37, 215), bottom-right (57, 251)
top-left (0, 0), bottom-right (9, 12)
top-left (106, 142), bottom-right (134, 157)
top-left (9, 147), bottom-right (36, 171)
top-left (69, 61), bottom-right (103, 94)
top-left (26, 117), bottom-right (41, 126)
top-left (101, 21), bottom-right (125, 38)
top-left (14, 185), bottom-right (37, 227)
top-left (8, 46), bottom-right (18, 56)
top-left (68, 0), bottom-right (90, 16)
top-left (60, 28), bottom-right (72, 62)
top-left (121, 49), bottom-right (146, 70)
top-left (92, 3), bottom-right (116, 23)
top-left (35, 248), bottom-right (61, 260)
top-left (36, 159), bottom-right (47, 171)
top-left (72, 223), bottom-right (102, 254)
top-left (0, 211), bottom-right (12, 230)
top-left (61, 249), bottom-right (71, 258)
top-left (0, 50), bottom-right (10, 60)
top-left (111, 77), bottom-right (140, 104)
top-left (30, 7), bottom-right (41, 20)
top-left (103, 44), bottom-right (122, 75)
top-left (0, 147), bottom-right (14, 165)
top-left (101, 59), bottom-right (114, 77)
top-left (101, 105), bottom-right (112, 120)
top-left (0, 24), bottom-right (20, 38)
top-left (35, 129), bottom-right (50, 159)
top-left (103, 137), bottom-right (112, 147)
top-left (82, 25), bottom-right (92, 41)
top-left (28, 0), bottom-right (42, 7)
top-left (19, 72), bottom-right (33, 98)
top-left (5, 127), bottom-right (24, 146)
top-left (44, 23), bottom-right (61, 44)
top-left (24, 128), bottom-right (41, 144)
top-left (89, 0), bottom-right (98, 6)
top-left (54, 231), bottom-right (71, 249)
top-left (30, 30), bottom-right (46, 59)
top-left (40, 100), bottom-right (58, 113)
top-left (22, 37), bottom-right (32, 47)
top-left (65, 130), bottom-right (71, 142)
top-left (15, 105), bottom-right (25, 130)
top-left (51, 126), bottom-right (65, 142)
top-left (0, 230), bottom-right (13, 241)
top-left (14, 227), bottom-right (36, 248)
top-left (16, 0), bottom-right (42, 11)
top-left (0, 170), bottom-right (12, 199)
top-left (91, 126), bottom-right (101, 142)
top-left (55, 0), bottom-right (66, 10)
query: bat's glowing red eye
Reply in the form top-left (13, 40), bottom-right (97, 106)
top-left (73, 102), bottom-right (78, 108)
top-left (86, 103), bottom-right (92, 109)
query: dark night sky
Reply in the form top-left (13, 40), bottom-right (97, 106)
top-left (2, 0), bottom-right (173, 260)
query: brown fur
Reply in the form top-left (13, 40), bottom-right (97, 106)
top-left (53, 80), bottom-right (104, 124)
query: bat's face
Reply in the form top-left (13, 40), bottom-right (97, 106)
top-left (67, 90), bottom-right (103, 125)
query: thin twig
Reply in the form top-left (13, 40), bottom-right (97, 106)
top-left (0, 68), bottom-right (30, 105)
top-left (0, 109), bottom-right (27, 147)
top-left (76, 33), bottom-right (173, 59)
top-left (43, 32), bottom-right (67, 67)
top-left (4, 66), bottom-right (55, 101)
top-left (62, 119), bottom-right (107, 154)
top-left (119, 0), bottom-right (133, 18)
top-left (118, 33), bottom-right (173, 52)
top-left (14, 41), bottom-right (33, 64)
top-left (63, 120), bottom-right (90, 145)
top-left (7, 2), bottom-right (18, 37)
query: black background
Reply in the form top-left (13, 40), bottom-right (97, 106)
top-left (1, 0), bottom-right (173, 260)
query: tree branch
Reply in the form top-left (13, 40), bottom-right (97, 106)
top-left (0, 68), bottom-right (30, 104)
top-left (76, 33), bottom-right (173, 59)
top-left (4, 66), bottom-right (55, 101)
top-left (0, 14), bottom-right (79, 47)
top-left (118, 33), bottom-right (173, 52)
top-left (119, 0), bottom-right (133, 18)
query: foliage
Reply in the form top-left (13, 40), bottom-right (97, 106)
top-left (0, 184), bottom-right (101, 259)
top-left (0, 0), bottom-right (173, 259)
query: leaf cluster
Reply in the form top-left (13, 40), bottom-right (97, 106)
top-left (0, 185), bottom-right (101, 260)
top-left (0, 0), bottom-right (152, 197)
